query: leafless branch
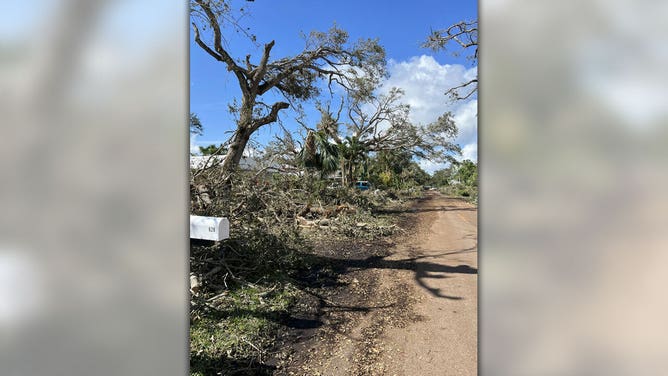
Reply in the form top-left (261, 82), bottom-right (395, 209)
top-left (424, 20), bottom-right (478, 101)
top-left (445, 78), bottom-right (478, 101)
top-left (424, 20), bottom-right (478, 59)
top-left (251, 102), bottom-right (289, 131)
top-left (193, 0), bottom-right (251, 96)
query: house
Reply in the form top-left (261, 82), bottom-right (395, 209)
top-left (190, 155), bottom-right (298, 177)
top-left (189, 155), bottom-right (259, 170)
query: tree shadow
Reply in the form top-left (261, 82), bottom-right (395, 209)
top-left (190, 353), bottom-right (277, 375)
top-left (301, 288), bottom-right (397, 313)
top-left (306, 245), bottom-right (477, 300)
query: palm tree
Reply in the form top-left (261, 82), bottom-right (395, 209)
top-left (338, 136), bottom-right (368, 186)
top-left (298, 130), bottom-right (340, 178)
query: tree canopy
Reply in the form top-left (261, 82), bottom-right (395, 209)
top-left (190, 113), bottom-right (203, 136)
top-left (190, 0), bottom-right (386, 179)
top-left (310, 81), bottom-right (461, 185)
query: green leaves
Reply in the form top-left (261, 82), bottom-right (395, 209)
top-left (297, 130), bottom-right (340, 175)
top-left (190, 113), bottom-right (204, 135)
top-left (199, 143), bottom-right (227, 156)
top-left (455, 159), bottom-right (477, 187)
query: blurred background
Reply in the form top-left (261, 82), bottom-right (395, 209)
top-left (1, 0), bottom-right (667, 374)
top-left (0, 0), bottom-right (188, 374)
top-left (481, 0), bottom-right (668, 374)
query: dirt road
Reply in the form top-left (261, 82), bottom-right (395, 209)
top-left (285, 192), bottom-right (477, 375)
top-left (380, 193), bottom-right (477, 376)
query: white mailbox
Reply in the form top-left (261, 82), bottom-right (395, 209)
top-left (190, 215), bottom-right (230, 241)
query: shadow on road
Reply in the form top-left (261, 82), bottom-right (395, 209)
top-left (306, 245), bottom-right (477, 300)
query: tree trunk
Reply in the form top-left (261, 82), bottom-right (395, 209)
top-left (341, 159), bottom-right (354, 187)
top-left (220, 128), bottom-right (252, 176)
top-left (340, 160), bottom-right (348, 186)
top-left (217, 101), bottom-right (253, 214)
top-left (215, 128), bottom-right (251, 216)
top-left (221, 99), bottom-right (254, 177)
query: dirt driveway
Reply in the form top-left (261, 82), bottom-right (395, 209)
top-left (281, 192), bottom-right (477, 376)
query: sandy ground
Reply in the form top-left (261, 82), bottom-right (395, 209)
top-left (380, 193), bottom-right (477, 376)
top-left (291, 192), bottom-right (478, 376)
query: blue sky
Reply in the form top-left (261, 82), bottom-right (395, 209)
top-left (190, 0), bottom-right (478, 172)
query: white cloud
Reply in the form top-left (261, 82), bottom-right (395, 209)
top-left (418, 159), bottom-right (448, 175)
top-left (190, 134), bottom-right (199, 154)
top-left (379, 55), bottom-right (478, 171)
top-left (460, 143), bottom-right (478, 162)
top-left (418, 141), bottom-right (477, 175)
top-left (453, 99), bottom-right (478, 147)
top-left (381, 55), bottom-right (477, 124)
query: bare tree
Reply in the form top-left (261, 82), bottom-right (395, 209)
top-left (424, 20), bottom-right (478, 100)
top-left (190, 0), bottom-right (385, 180)
top-left (318, 86), bottom-right (461, 185)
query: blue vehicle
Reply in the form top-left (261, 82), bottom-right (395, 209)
top-left (354, 180), bottom-right (370, 191)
